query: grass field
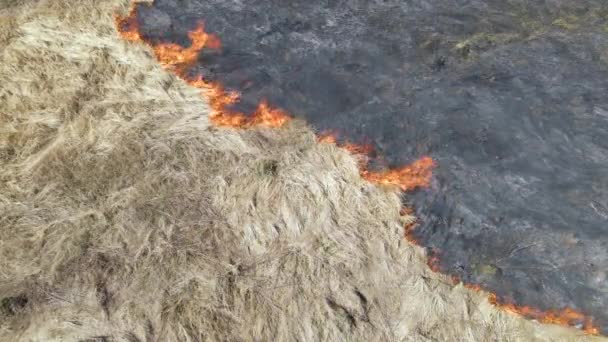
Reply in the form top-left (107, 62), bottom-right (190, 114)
top-left (0, 0), bottom-right (605, 340)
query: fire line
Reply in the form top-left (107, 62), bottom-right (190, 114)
top-left (114, 1), bottom-right (600, 335)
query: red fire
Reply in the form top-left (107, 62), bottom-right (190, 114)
top-left (114, 2), bottom-right (600, 335)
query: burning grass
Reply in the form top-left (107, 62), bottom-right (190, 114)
top-left (116, 2), bottom-right (436, 192)
top-left (114, 3), bottom-right (601, 335)
top-left (0, 0), bottom-right (604, 340)
top-left (115, 5), bottom-right (292, 129)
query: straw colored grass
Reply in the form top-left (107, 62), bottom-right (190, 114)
top-left (0, 0), bottom-right (605, 341)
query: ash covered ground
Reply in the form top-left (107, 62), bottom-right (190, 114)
top-left (138, 0), bottom-right (608, 332)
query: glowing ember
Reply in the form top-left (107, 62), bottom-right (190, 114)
top-left (114, 2), bottom-right (601, 335)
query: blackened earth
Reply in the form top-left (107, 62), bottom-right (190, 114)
top-left (137, 0), bottom-right (608, 332)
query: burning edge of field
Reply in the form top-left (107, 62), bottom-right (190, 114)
top-left (114, 1), bottom-right (600, 335)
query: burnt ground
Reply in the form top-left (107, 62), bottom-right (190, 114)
top-left (137, 0), bottom-right (608, 332)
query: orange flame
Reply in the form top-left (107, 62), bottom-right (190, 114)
top-left (317, 132), bottom-right (338, 145)
top-left (404, 221), bottom-right (419, 244)
top-left (416, 230), bottom-right (600, 334)
top-left (114, 4), bottom-right (290, 128)
top-left (114, 3), bottom-right (144, 42)
top-left (115, 2), bottom-right (601, 335)
top-left (400, 207), bottom-right (421, 244)
top-left (188, 76), bottom-right (290, 127)
top-left (464, 283), bottom-right (483, 292)
top-left (342, 142), bottom-right (375, 156)
top-left (362, 156), bottom-right (436, 192)
top-left (153, 21), bottom-right (221, 70)
top-left (488, 294), bottom-right (599, 335)
top-left (318, 130), bottom-right (432, 193)
top-left (318, 130), bottom-right (375, 156)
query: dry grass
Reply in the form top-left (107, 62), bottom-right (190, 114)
top-left (0, 0), bottom-right (605, 341)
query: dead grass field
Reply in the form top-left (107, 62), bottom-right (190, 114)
top-left (0, 0), bottom-right (605, 341)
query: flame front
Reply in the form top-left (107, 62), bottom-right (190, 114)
top-left (415, 227), bottom-right (600, 334)
top-left (318, 131), bottom-right (432, 191)
top-left (115, 2), bottom-right (600, 335)
top-left (115, 3), bottom-right (290, 128)
top-left (362, 156), bottom-right (436, 191)
top-left (488, 294), bottom-right (599, 335)
top-left (114, 3), bottom-right (142, 41)
top-left (318, 130), bottom-right (375, 156)
top-left (153, 22), bottom-right (221, 70)
top-left (404, 221), bottom-right (419, 244)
